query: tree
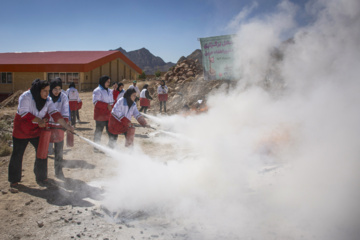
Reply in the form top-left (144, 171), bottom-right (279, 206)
top-left (138, 71), bottom-right (146, 80)
top-left (155, 70), bottom-right (161, 78)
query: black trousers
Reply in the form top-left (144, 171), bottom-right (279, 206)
top-left (94, 120), bottom-right (118, 148)
top-left (160, 101), bottom-right (166, 112)
top-left (8, 136), bottom-right (48, 183)
top-left (139, 106), bottom-right (148, 113)
top-left (70, 110), bottom-right (76, 126)
top-left (54, 140), bottom-right (64, 171)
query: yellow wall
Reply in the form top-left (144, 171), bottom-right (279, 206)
top-left (2, 59), bottom-right (141, 93)
top-left (0, 83), bottom-right (12, 94)
top-left (14, 72), bottom-right (44, 92)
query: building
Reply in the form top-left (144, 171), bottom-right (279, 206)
top-left (0, 51), bottom-right (142, 97)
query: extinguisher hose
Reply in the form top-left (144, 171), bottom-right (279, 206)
top-left (48, 127), bottom-right (80, 137)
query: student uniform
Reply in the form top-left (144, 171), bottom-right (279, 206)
top-left (9, 90), bottom-right (62, 183)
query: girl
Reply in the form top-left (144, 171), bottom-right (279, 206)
top-left (108, 89), bottom-right (148, 148)
top-left (49, 78), bottom-right (72, 179)
top-left (157, 80), bottom-right (168, 113)
top-left (113, 82), bottom-right (125, 105)
top-left (139, 84), bottom-right (153, 114)
top-left (66, 82), bottom-right (80, 126)
top-left (8, 79), bottom-right (73, 187)
top-left (92, 75), bottom-right (117, 149)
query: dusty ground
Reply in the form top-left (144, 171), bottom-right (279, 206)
top-left (0, 89), bottom-right (187, 240)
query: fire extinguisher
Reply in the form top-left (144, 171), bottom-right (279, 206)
top-left (125, 127), bottom-right (135, 147)
top-left (66, 130), bottom-right (74, 147)
top-left (37, 124), bottom-right (51, 159)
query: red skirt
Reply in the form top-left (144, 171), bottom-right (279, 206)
top-left (69, 101), bottom-right (78, 111)
top-left (77, 101), bottom-right (82, 110)
top-left (140, 98), bottom-right (150, 107)
top-left (158, 94), bottom-right (168, 102)
top-left (108, 115), bottom-right (132, 135)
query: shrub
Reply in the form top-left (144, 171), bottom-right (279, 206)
top-left (155, 70), bottom-right (161, 78)
top-left (138, 71), bottom-right (146, 80)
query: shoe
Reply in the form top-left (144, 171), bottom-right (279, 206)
top-left (37, 179), bottom-right (57, 189)
top-left (10, 182), bottom-right (19, 188)
top-left (55, 169), bottom-right (65, 180)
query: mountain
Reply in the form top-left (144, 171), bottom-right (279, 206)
top-left (177, 49), bottom-right (202, 64)
top-left (114, 47), bottom-right (175, 75)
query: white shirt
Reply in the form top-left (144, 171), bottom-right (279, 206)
top-left (140, 89), bottom-right (147, 98)
top-left (116, 89), bottom-right (125, 101)
top-left (157, 85), bottom-right (168, 94)
top-left (128, 85), bottom-right (140, 96)
top-left (93, 85), bottom-right (114, 105)
top-left (111, 97), bottom-right (141, 122)
top-left (49, 92), bottom-right (70, 125)
top-left (17, 90), bottom-right (58, 121)
top-left (66, 87), bottom-right (80, 101)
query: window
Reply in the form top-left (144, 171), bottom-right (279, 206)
top-left (0, 72), bottom-right (12, 84)
top-left (47, 72), bottom-right (79, 84)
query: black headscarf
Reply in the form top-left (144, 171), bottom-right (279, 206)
top-left (117, 82), bottom-right (124, 91)
top-left (30, 79), bottom-right (49, 111)
top-left (50, 77), bottom-right (62, 103)
top-left (160, 80), bottom-right (165, 86)
top-left (142, 84), bottom-right (149, 90)
top-left (123, 88), bottom-right (136, 108)
top-left (69, 82), bottom-right (76, 88)
top-left (99, 75), bottom-right (110, 91)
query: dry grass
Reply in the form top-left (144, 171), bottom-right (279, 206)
top-left (0, 119), bottom-right (12, 157)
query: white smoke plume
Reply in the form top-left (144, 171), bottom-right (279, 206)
top-left (100, 0), bottom-right (360, 239)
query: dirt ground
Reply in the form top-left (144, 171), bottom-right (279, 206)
top-left (0, 89), bottom-right (185, 240)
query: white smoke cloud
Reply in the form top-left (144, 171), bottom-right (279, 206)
top-left (100, 0), bottom-right (360, 239)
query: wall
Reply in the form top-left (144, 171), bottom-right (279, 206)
top-left (14, 72), bottom-right (44, 92)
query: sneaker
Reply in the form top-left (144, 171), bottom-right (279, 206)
top-left (55, 169), bottom-right (65, 180)
top-left (37, 179), bottom-right (57, 189)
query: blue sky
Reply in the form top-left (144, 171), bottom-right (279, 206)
top-left (0, 0), bottom-right (310, 63)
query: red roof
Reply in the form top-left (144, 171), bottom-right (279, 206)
top-left (0, 51), bottom-right (142, 74)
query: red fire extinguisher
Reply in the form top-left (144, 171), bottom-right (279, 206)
top-left (125, 127), bottom-right (135, 147)
top-left (37, 124), bottom-right (51, 159)
top-left (66, 130), bottom-right (74, 147)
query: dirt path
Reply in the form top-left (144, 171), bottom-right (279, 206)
top-left (0, 91), bottom-right (182, 240)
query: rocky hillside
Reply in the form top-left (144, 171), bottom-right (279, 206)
top-left (114, 47), bottom-right (175, 75)
top-left (177, 49), bottom-right (202, 64)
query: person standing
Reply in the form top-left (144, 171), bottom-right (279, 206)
top-left (92, 75), bottom-right (117, 150)
top-left (48, 78), bottom-right (72, 179)
top-left (116, 83), bottom-right (125, 101)
top-left (8, 79), bottom-right (73, 187)
top-left (113, 82), bottom-right (125, 105)
top-left (128, 80), bottom-right (140, 101)
top-left (108, 88), bottom-right (149, 148)
top-left (66, 82), bottom-right (80, 126)
top-left (157, 80), bottom-right (168, 113)
top-left (139, 84), bottom-right (153, 114)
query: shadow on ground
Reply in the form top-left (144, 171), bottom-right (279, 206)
top-left (14, 178), bottom-right (104, 207)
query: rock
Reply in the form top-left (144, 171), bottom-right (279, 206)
top-left (25, 200), bottom-right (34, 206)
top-left (186, 71), bottom-right (194, 77)
top-left (37, 221), bottom-right (44, 228)
top-left (1, 190), bottom-right (8, 194)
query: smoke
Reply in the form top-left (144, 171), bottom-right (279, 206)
top-left (100, 0), bottom-right (360, 239)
